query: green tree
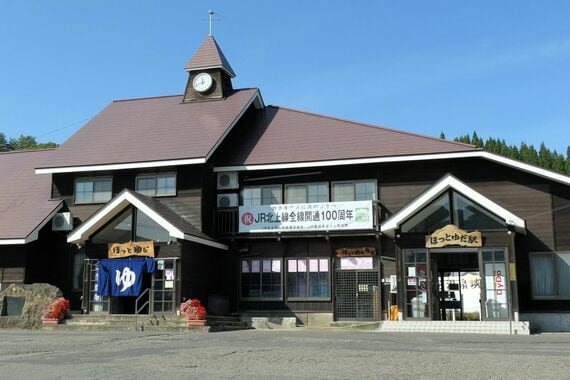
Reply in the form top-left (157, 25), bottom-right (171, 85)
top-left (9, 135), bottom-right (38, 150)
top-left (0, 132), bottom-right (9, 152)
top-left (6, 134), bottom-right (58, 151)
top-left (566, 146), bottom-right (570, 175)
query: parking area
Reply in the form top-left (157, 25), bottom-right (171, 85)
top-left (0, 328), bottom-right (569, 379)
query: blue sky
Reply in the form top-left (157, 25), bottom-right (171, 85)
top-left (1, 1), bottom-right (569, 154)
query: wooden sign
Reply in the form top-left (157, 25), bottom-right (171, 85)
top-left (108, 241), bottom-right (155, 259)
top-left (426, 225), bottom-right (482, 248)
top-left (336, 247), bottom-right (376, 257)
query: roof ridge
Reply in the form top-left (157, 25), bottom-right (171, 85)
top-left (113, 94), bottom-right (183, 103)
top-left (267, 105), bottom-right (478, 150)
top-left (0, 148), bottom-right (56, 156)
top-left (112, 88), bottom-right (258, 103)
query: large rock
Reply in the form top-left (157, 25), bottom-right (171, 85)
top-left (0, 283), bottom-right (63, 329)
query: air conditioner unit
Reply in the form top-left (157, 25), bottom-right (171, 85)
top-left (52, 212), bottom-right (73, 231)
top-left (217, 172), bottom-right (239, 190)
top-left (217, 193), bottom-right (239, 208)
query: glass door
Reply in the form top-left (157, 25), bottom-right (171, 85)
top-left (151, 258), bottom-right (178, 313)
top-left (403, 249), bottom-right (429, 319)
top-left (481, 248), bottom-right (509, 320)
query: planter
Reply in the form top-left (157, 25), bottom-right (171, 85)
top-left (187, 319), bottom-right (207, 327)
top-left (41, 317), bottom-right (61, 325)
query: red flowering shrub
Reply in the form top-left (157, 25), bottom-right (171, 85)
top-left (43, 298), bottom-right (70, 319)
top-left (179, 298), bottom-right (207, 321)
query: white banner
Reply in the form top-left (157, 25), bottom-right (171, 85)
top-left (239, 201), bottom-right (373, 233)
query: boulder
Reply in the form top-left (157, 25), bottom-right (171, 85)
top-left (0, 283), bottom-right (63, 329)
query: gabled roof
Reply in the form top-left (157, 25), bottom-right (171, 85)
top-left (380, 173), bottom-right (526, 237)
top-left (215, 106), bottom-right (479, 167)
top-left (184, 35), bottom-right (236, 78)
top-left (0, 150), bottom-right (63, 245)
top-left (67, 189), bottom-right (227, 250)
top-left (213, 106), bottom-right (570, 187)
top-left (36, 89), bottom-right (261, 174)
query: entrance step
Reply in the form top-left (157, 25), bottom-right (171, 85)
top-left (42, 314), bottom-right (251, 332)
top-left (330, 321), bottom-right (381, 330)
top-left (377, 320), bottom-right (531, 335)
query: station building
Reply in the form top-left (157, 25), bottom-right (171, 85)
top-left (1, 35), bottom-right (570, 331)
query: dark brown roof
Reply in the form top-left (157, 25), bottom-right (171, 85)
top-left (0, 150), bottom-right (62, 241)
top-left (184, 35), bottom-right (236, 77)
top-left (219, 106), bottom-right (479, 166)
top-left (38, 89), bottom-right (259, 170)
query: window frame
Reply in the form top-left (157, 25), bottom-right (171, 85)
top-left (331, 179), bottom-right (378, 202)
top-left (241, 185), bottom-right (283, 206)
top-left (135, 173), bottom-right (177, 197)
top-left (74, 177), bottom-right (113, 204)
top-left (239, 258), bottom-right (283, 301)
top-left (530, 251), bottom-right (570, 300)
top-left (285, 257), bottom-right (331, 301)
top-left (284, 182), bottom-right (330, 204)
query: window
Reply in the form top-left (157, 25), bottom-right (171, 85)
top-left (136, 174), bottom-right (176, 197)
top-left (240, 258), bottom-right (282, 299)
top-left (136, 210), bottom-right (171, 242)
top-left (91, 207), bottom-right (171, 244)
top-left (286, 258), bottom-right (330, 299)
top-left (401, 191), bottom-right (505, 233)
top-left (152, 258), bottom-right (177, 313)
top-left (285, 182), bottom-right (329, 204)
top-left (401, 193), bottom-right (451, 233)
top-left (453, 192), bottom-right (504, 230)
top-left (242, 186), bottom-right (282, 206)
top-left (332, 180), bottom-right (377, 202)
top-left (74, 178), bottom-right (112, 204)
top-left (403, 249), bottom-right (429, 319)
top-left (482, 249), bottom-right (508, 319)
top-left (530, 252), bottom-right (570, 299)
top-left (91, 208), bottom-right (133, 244)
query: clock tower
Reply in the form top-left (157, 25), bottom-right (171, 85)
top-left (183, 35), bottom-right (236, 102)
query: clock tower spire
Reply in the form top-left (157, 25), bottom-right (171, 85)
top-left (183, 33), bottom-right (235, 103)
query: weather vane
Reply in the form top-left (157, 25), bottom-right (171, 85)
top-left (208, 10), bottom-right (222, 36)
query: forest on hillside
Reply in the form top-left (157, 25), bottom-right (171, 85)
top-left (0, 132), bottom-right (58, 151)
top-left (441, 132), bottom-right (570, 175)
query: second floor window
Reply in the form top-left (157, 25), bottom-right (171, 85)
top-left (242, 185), bottom-right (282, 206)
top-left (74, 178), bottom-right (112, 204)
top-left (285, 182), bottom-right (329, 204)
top-left (136, 174), bottom-right (176, 197)
top-left (332, 180), bottom-right (377, 202)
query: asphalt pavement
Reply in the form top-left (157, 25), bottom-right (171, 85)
top-left (0, 328), bottom-right (568, 379)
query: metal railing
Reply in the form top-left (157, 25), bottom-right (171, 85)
top-left (134, 288), bottom-right (150, 331)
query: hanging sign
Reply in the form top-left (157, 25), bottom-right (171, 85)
top-left (108, 241), bottom-right (155, 259)
top-left (239, 201), bottom-right (373, 233)
top-left (425, 224), bottom-right (482, 248)
top-left (335, 247), bottom-right (376, 257)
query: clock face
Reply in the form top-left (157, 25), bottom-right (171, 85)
top-left (192, 72), bottom-right (213, 93)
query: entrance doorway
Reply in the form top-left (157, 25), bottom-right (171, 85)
top-left (334, 257), bottom-right (381, 320)
top-left (433, 250), bottom-right (480, 321)
top-left (402, 248), bottom-right (510, 320)
top-left (83, 258), bottom-right (178, 315)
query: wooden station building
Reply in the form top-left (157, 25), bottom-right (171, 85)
top-left (1, 35), bottom-right (569, 331)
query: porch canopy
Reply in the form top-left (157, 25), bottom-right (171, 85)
top-left (380, 174), bottom-right (526, 238)
top-left (67, 189), bottom-right (227, 250)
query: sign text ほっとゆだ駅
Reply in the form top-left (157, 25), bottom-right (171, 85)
top-left (425, 224), bottom-right (482, 248)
